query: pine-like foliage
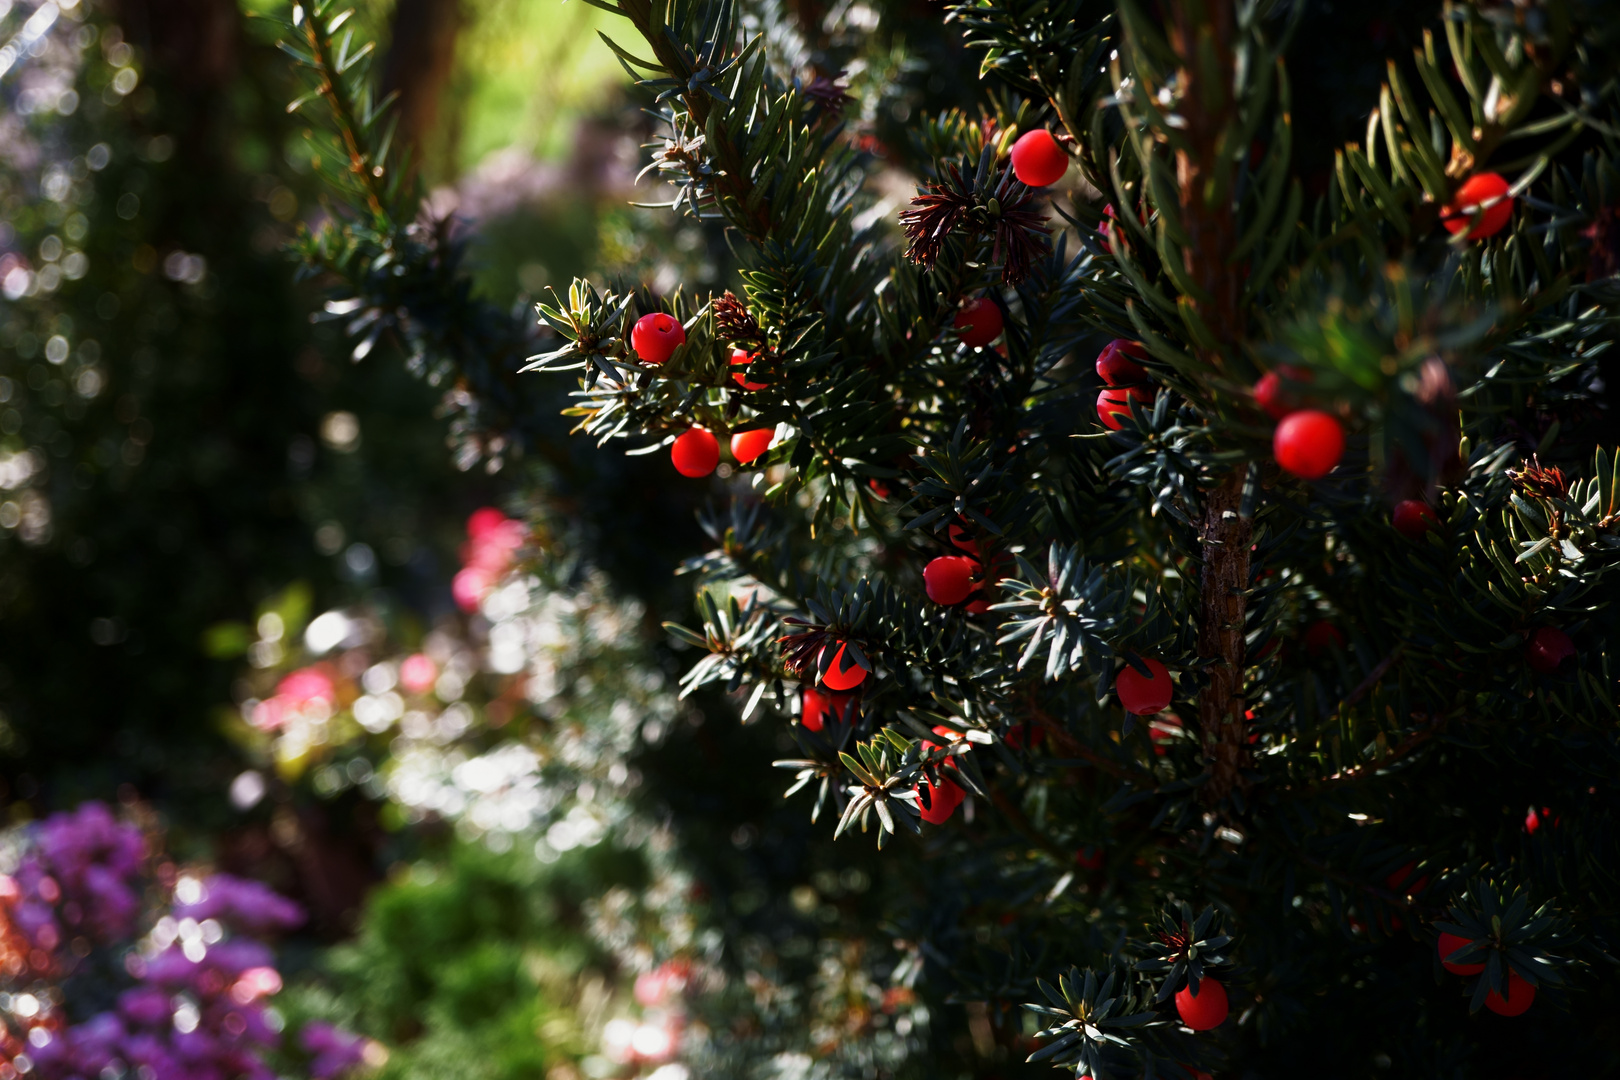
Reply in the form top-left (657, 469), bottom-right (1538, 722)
top-left (283, 0), bottom-right (1620, 1072)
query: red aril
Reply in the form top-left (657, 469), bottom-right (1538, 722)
top-left (730, 428), bottom-right (774, 464)
top-left (1097, 386), bottom-right (1150, 430)
top-left (924, 555), bottom-right (977, 605)
top-left (1304, 620), bottom-right (1345, 656)
top-left (1116, 657), bottom-right (1173, 715)
top-left (1392, 500), bottom-right (1439, 540)
top-left (1526, 626), bottom-right (1575, 674)
top-left (1174, 977), bottom-right (1229, 1031)
top-left (1441, 172), bottom-right (1514, 241)
top-left (729, 347), bottom-right (769, 390)
top-left (821, 642), bottom-right (867, 691)
top-left (954, 297), bottom-right (1003, 348)
top-left (1438, 932), bottom-right (1485, 975)
top-left (632, 312), bottom-right (686, 364)
top-left (1483, 970), bottom-right (1536, 1016)
top-left (1010, 129), bottom-right (1068, 187)
top-left (671, 428), bottom-right (720, 477)
top-left (1095, 339), bottom-right (1150, 386)
top-left (801, 685), bottom-right (857, 732)
top-left (1273, 410), bottom-right (1344, 479)
top-left (916, 771), bottom-right (965, 824)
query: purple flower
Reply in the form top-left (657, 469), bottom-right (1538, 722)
top-left (174, 874), bottom-right (305, 935)
top-left (301, 1021), bottom-right (369, 1079)
top-left (30, 801), bottom-right (145, 943)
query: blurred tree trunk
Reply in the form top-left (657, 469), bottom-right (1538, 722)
top-left (381, 0), bottom-right (465, 178)
top-left (105, 0), bottom-right (239, 157)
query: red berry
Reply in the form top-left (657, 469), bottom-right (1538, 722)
top-left (964, 598), bottom-right (990, 614)
top-left (1074, 846), bottom-right (1103, 871)
top-left (1098, 204), bottom-right (1120, 254)
top-left (671, 427), bottom-right (720, 477)
top-left (632, 312), bottom-right (686, 364)
top-left (1116, 657), bottom-right (1173, 715)
top-left (1252, 364), bottom-right (1312, 420)
top-left (1392, 500), bottom-right (1439, 540)
top-left (916, 772), bottom-right (965, 824)
top-left (1174, 977), bottom-right (1229, 1031)
top-left (730, 428), bottom-right (774, 464)
top-left (1095, 339), bottom-right (1150, 386)
top-left (1149, 716), bottom-right (1181, 755)
top-left (1097, 386), bottom-right (1150, 430)
top-left (1253, 372), bottom-right (1287, 419)
top-left (924, 555), bottom-right (977, 605)
top-left (730, 347), bottom-right (769, 390)
top-left (1385, 862), bottom-right (1429, 896)
top-left (1438, 932), bottom-right (1485, 975)
top-left (801, 685), bottom-right (857, 732)
top-left (1441, 172), bottom-right (1514, 241)
top-left (947, 522), bottom-right (980, 555)
top-left (821, 641), bottom-right (867, 691)
top-left (1526, 626), bottom-right (1575, 674)
top-left (1484, 970), bottom-right (1536, 1017)
top-left (1525, 806), bottom-right (1541, 834)
top-left (1005, 721), bottom-right (1044, 749)
top-left (1304, 620), bottom-right (1346, 657)
top-left (1010, 129), bottom-right (1069, 187)
top-left (954, 297), bottom-right (1003, 348)
top-left (1273, 410), bottom-right (1345, 479)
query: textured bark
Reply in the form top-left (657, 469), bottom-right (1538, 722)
top-left (1167, 0), bottom-right (1242, 352)
top-left (1163, 1), bottom-right (1252, 803)
top-left (1196, 470), bottom-right (1252, 803)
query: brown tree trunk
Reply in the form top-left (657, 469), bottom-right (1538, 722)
top-left (380, 0), bottom-right (465, 177)
top-left (1164, 1), bottom-right (1251, 804)
top-left (1195, 470), bottom-right (1252, 804)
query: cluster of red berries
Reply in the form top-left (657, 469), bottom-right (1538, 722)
top-left (630, 312), bottom-right (775, 477)
top-left (1436, 933), bottom-right (1536, 1016)
top-left (1094, 339), bottom-right (1153, 430)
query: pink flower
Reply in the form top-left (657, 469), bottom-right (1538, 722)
top-left (452, 567), bottom-right (492, 613)
top-left (399, 653), bottom-right (438, 694)
top-left (461, 509), bottom-right (526, 574)
top-left (276, 667), bottom-right (334, 707)
top-left (250, 697), bottom-right (289, 732)
top-left (466, 506), bottom-right (508, 540)
top-left (230, 966), bottom-right (283, 1003)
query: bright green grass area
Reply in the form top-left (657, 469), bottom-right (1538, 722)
top-left (452, 0), bottom-right (625, 170)
top-left (239, 0), bottom-right (626, 174)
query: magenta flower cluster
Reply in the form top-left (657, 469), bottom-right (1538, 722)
top-left (8, 802), bottom-right (145, 958)
top-left (3, 802), bottom-right (366, 1080)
